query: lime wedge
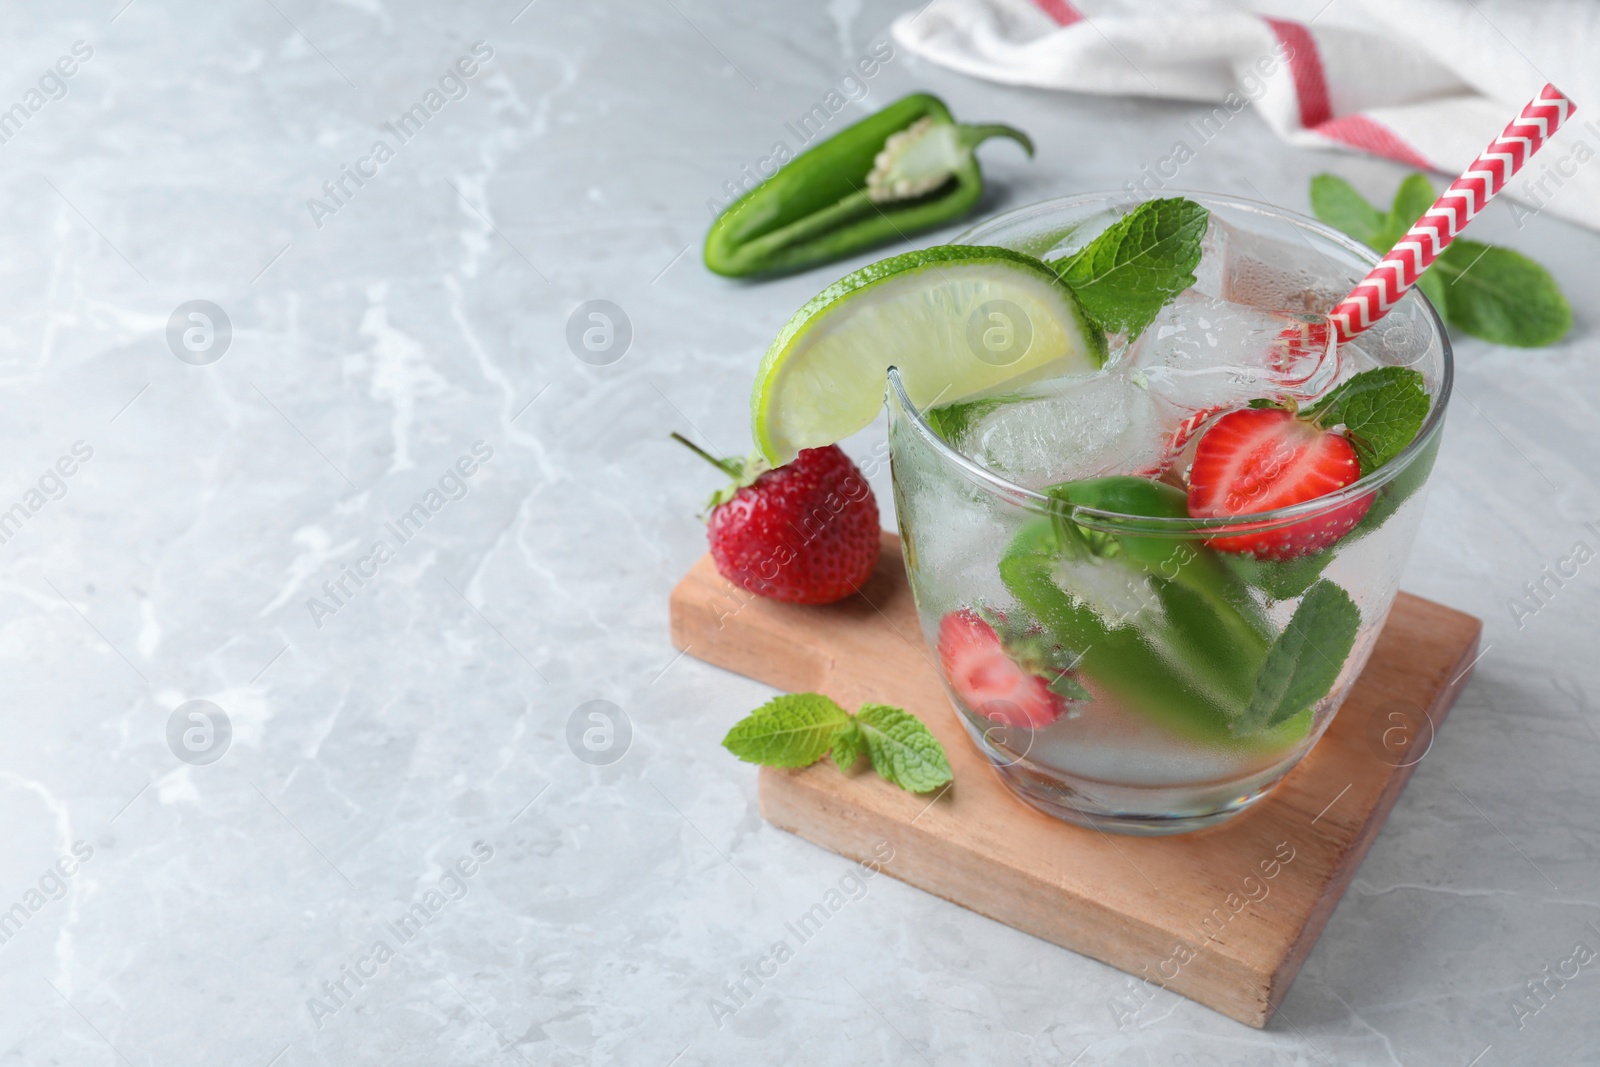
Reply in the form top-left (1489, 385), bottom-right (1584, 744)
top-left (752, 245), bottom-right (1106, 464)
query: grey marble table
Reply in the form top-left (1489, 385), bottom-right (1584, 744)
top-left (0, 2), bottom-right (1596, 1065)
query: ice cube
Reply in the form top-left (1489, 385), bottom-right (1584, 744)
top-left (937, 369), bottom-right (1168, 489)
top-left (1193, 216), bottom-right (1350, 313)
top-left (1190, 215), bottom-right (1229, 298)
top-left (1228, 231), bottom-right (1352, 313)
top-left (897, 471), bottom-right (1016, 612)
top-left (1122, 290), bottom-right (1339, 423)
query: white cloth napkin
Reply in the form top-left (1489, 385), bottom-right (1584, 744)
top-left (892, 0), bottom-right (1600, 231)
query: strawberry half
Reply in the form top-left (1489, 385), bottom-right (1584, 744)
top-left (674, 434), bottom-right (879, 605)
top-left (1186, 406), bottom-right (1372, 560)
top-left (936, 608), bottom-right (1087, 729)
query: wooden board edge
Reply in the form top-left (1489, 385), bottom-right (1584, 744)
top-left (669, 563), bottom-right (832, 694)
top-left (759, 769), bottom-right (1276, 1028)
top-left (676, 545), bottom-right (1486, 1030)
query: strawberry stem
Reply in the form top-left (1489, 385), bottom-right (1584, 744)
top-left (670, 432), bottom-right (746, 480)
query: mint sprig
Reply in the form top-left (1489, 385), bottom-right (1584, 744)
top-left (1421, 241), bottom-right (1572, 347)
top-left (1302, 365), bottom-right (1430, 472)
top-left (1222, 550), bottom-right (1335, 603)
top-left (1049, 197), bottom-right (1209, 341)
top-left (721, 693), bottom-right (952, 793)
top-left (1234, 579), bottom-right (1360, 736)
top-left (721, 693), bottom-right (850, 767)
top-left (829, 719), bottom-right (864, 772)
top-left (854, 704), bottom-right (954, 793)
top-left (1307, 173), bottom-right (1391, 248)
top-left (1309, 174), bottom-right (1571, 348)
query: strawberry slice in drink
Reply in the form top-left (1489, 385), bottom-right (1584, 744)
top-left (1124, 293), bottom-right (1342, 473)
top-left (1187, 406), bottom-right (1372, 560)
top-left (936, 608), bottom-right (1088, 729)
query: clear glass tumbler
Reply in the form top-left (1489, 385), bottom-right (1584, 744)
top-left (887, 192), bottom-right (1452, 835)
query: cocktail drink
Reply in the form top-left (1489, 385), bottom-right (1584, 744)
top-left (884, 193), bottom-right (1449, 833)
top-left (732, 89), bottom-right (1570, 825)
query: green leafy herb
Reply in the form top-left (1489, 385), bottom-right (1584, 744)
top-left (721, 694), bottom-right (952, 793)
top-left (923, 398), bottom-right (1003, 443)
top-left (1309, 173), bottom-right (1571, 347)
top-left (1047, 672), bottom-right (1094, 703)
top-left (1308, 173), bottom-right (1388, 248)
top-left (1050, 197), bottom-right (1209, 340)
top-left (1234, 580), bottom-right (1361, 736)
top-left (1223, 551), bottom-right (1335, 602)
top-left (1388, 173), bottom-right (1439, 242)
top-left (1350, 430), bottom-right (1437, 536)
top-left (1423, 241), bottom-right (1573, 347)
top-left (973, 601), bottom-right (1097, 698)
top-left (830, 719), bottom-right (864, 772)
top-left (1225, 429), bottom-right (1443, 602)
top-left (1302, 366), bottom-right (1430, 472)
top-left (721, 693), bottom-right (850, 767)
top-left (854, 704), bottom-right (954, 793)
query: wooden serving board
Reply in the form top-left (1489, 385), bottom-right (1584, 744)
top-left (669, 532), bottom-right (1481, 1028)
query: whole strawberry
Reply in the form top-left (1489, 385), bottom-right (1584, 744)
top-left (674, 433), bottom-right (879, 604)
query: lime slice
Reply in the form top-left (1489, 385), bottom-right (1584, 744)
top-left (752, 245), bottom-right (1106, 464)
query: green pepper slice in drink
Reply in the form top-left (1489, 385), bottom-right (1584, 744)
top-left (1000, 477), bottom-right (1323, 747)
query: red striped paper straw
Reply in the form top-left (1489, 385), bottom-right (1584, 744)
top-left (1329, 84), bottom-right (1575, 343)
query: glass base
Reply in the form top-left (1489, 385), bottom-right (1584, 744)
top-left (959, 713), bottom-right (1297, 836)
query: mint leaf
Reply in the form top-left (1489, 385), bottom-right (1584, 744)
top-left (1383, 178), bottom-right (1570, 346)
top-left (1412, 265), bottom-right (1448, 314)
top-left (1223, 550), bottom-right (1334, 602)
top-left (923, 397), bottom-right (1002, 444)
top-left (1309, 175), bottom-right (1388, 248)
top-left (1309, 172), bottom-right (1571, 347)
top-left (720, 695), bottom-right (952, 793)
top-left (1312, 172), bottom-right (1437, 252)
top-left (1388, 173), bottom-right (1438, 240)
top-left (1427, 240), bottom-right (1573, 348)
top-left (830, 719), bottom-right (864, 772)
top-left (722, 693), bottom-right (850, 767)
top-left (1350, 431), bottom-right (1436, 539)
top-left (1304, 366), bottom-right (1429, 472)
top-left (1234, 429), bottom-right (1439, 604)
top-left (1050, 198), bottom-right (1208, 340)
top-left (1047, 672), bottom-right (1093, 703)
top-left (1235, 580), bottom-right (1361, 736)
top-left (855, 704), bottom-right (953, 793)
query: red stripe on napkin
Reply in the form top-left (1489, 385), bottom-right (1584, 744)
top-left (1261, 16), bottom-right (1432, 171)
top-left (1261, 17), bottom-right (1331, 129)
top-left (1314, 114), bottom-right (1433, 169)
top-left (1033, 0), bottom-right (1084, 27)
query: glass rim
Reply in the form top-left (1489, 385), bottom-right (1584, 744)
top-left (887, 189), bottom-right (1454, 536)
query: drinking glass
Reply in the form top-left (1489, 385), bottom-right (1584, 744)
top-left (887, 191), bottom-right (1451, 835)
